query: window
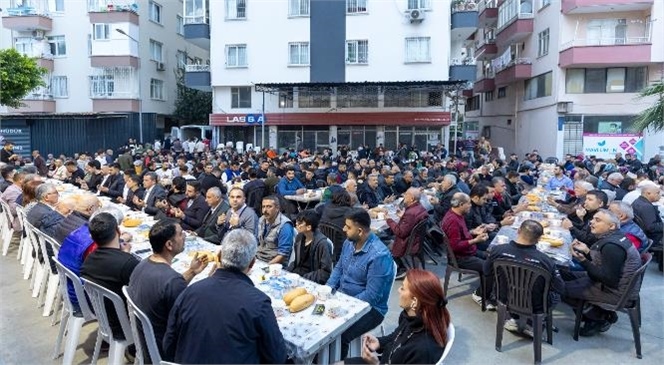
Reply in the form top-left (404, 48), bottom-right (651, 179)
top-left (92, 24), bottom-right (110, 41)
top-left (484, 91), bottom-right (494, 102)
top-left (226, 0), bottom-right (246, 19)
top-left (298, 89), bottom-right (331, 108)
top-left (540, 0), bottom-right (551, 9)
top-left (466, 95), bottom-right (480, 112)
top-left (404, 37), bottom-right (430, 63)
top-left (231, 86), bottom-right (252, 108)
top-left (524, 72), bottom-right (552, 100)
top-left (149, 40), bottom-right (163, 62)
top-left (288, 42), bottom-right (310, 66)
top-left (587, 19), bottom-right (627, 45)
top-left (226, 44), bottom-right (247, 67)
top-left (538, 28), bottom-right (549, 57)
top-left (149, 1), bottom-right (162, 24)
top-left (176, 50), bottom-right (187, 69)
top-left (279, 90), bottom-right (294, 108)
top-left (384, 90), bottom-right (441, 107)
top-left (14, 37), bottom-right (33, 56)
top-left (150, 79), bottom-right (164, 100)
top-left (346, 40), bottom-right (368, 64)
top-left (566, 67), bottom-right (647, 94)
top-left (47, 36), bottom-right (66, 57)
top-left (289, 0), bottom-right (309, 16)
top-left (49, 0), bottom-right (64, 12)
top-left (337, 86), bottom-right (378, 108)
top-left (497, 87), bottom-right (507, 98)
top-left (90, 75), bottom-right (114, 97)
top-left (347, 0), bottom-right (367, 13)
top-left (51, 76), bottom-right (68, 98)
top-left (176, 15), bottom-right (184, 35)
top-left (407, 0), bottom-right (430, 10)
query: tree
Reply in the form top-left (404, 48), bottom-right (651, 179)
top-left (633, 80), bottom-right (664, 133)
top-left (0, 49), bottom-right (47, 108)
top-left (172, 68), bottom-right (212, 125)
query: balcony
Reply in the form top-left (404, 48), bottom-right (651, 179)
top-left (559, 37), bottom-right (652, 68)
top-left (562, 0), bottom-right (653, 14)
top-left (89, 67), bottom-right (139, 112)
top-left (184, 0), bottom-right (210, 50)
top-left (16, 44), bottom-right (54, 72)
top-left (478, 0), bottom-right (498, 27)
top-left (473, 75), bottom-right (496, 93)
top-left (90, 56), bottom-right (139, 68)
top-left (10, 86), bottom-right (54, 113)
top-left (452, 1), bottom-right (479, 39)
top-left (449, 59), bottom-right (477, 82)
top-left (2, 5), bottom-right (52, 31)
top-left (87, 0), bottom-right (138, 13)
top-left (184, 64), bottom-right (212, 92)
top-left (475, 38), bottom-right (498, 60)
top-left (494, 58), bottom-right (532, 86)
top-left (496, 0), bottom-right (534, 49)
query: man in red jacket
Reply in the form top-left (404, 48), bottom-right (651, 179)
top-left (441, 192), bottom-right (493, 309)
top-left (386, 188), bottom-right (430, 278)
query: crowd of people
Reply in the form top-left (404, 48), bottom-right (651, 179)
top-left (0, 135), bottom-right (662, 363)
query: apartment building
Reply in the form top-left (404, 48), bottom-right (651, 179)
top-left (466, 0), bottom-right (664, 160)
top-left (184, 0), bottom-right (462, 153)
top-left (0, 0), bottom-right (209, 156)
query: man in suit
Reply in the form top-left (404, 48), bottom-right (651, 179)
top-left (63, 160), bottom-right (85, 188)
top-left (26, 183), bottom-right (65, 237)
top-left (99, 163), bottom-right (124, 201)
top-left (173, 181), bottom-right (209, 231)
top-left (194, 187), bottom-right (229, 244)
top-left (134, 172), bottom-right (167, 216)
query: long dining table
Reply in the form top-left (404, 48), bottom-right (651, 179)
top-left (51, 180), bottom-right (370, 364)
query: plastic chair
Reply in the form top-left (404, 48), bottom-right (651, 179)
top-left (493, 259), bottom-right (553, 364)
top-left (421, 225), bottom-right (445, 266)
top-left (0, 199), bottom-right (15, 256)
top-left (439, 230), bottom-right (487, 311)
top-left (81, 278), bottom-right (135, 365)
top-left (52, 257), bottom-right (97, 365)
top-left (437, 322), bottom-right (456, 365)
top-left (21, 219), bottom-right (46, 295)
top-left (400, 219), bottom-right (429, 270)
top-left (14, 205), bottom-right (28, 262)
top-left (122, 286), bottom-right (162, 365)
top-left (319, 222), bottom-right (346, 264)
top-left (34, 229), bottom-right (62, 317)
top-left (245, 183), bottom-right (266, 215)
top-left (571, 253), bottom-right (652, 359)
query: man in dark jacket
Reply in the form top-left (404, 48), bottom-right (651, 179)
top-left (631, 184), bottom-right (663, 247)
top-left (63, 160), bottom-right (85, 187)
top-left (287, 210), bottom-right (333, 284)
top-left (163, 229), bottom-right (287, 364)
top-left (32, 150), bottom-right (49, 176)
top-left (194, 187), bottom-right (229, 244)
top-left (172, 181), bottom-right (209, 231)
top-left (358, 174), bottom-right (381, 209)
top-left (562, 190), bottom-right (608, 247)
top-left (99, 163), bottom-right (125, 201)
top-left (563, 209), bottom-right (642, 337)
top-left (134, 172), bottom-right (167, 216)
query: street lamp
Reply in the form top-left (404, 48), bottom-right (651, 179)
top-left (116, 28), bottom-right (143, 143)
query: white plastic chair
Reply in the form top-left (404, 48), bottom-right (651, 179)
top-left (122, 286), bottom-right (163, 365)
top-left (52, 257), bottom-right (98, 365)
top-left (35, 229), bottom-right (62, 317)
top-left (349, 261), bottom-right (398, 357)
top-left (0, 199), bottom-right (15, 256)
top-left (82, 278), bottom-right (134, 365)
top-left (437, 323), bottom-right (456, 365)
top-left (14, 206), bottom-right (30, 263)
top-left (22, 219), bottom-right (46, 295)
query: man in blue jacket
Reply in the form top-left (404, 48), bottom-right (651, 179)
top-left (277, 166), bottom-right (305, 196)
top-left (327, 208), bottom-right (395, 360)
top-left (163, 229), bottom-right (287, 364)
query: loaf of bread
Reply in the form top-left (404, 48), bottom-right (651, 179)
top-left (189, 251), bottom-right (219, 262)
top-left (122, 218), bottom-right (142, 227)
top-left (289, 293), bottom-right (315, 313)
top-left (283, 288), bottom-right (308, 305)
top-left (541, 235), bottom-right (564, 247)
top-left (527, 205), bottom-right (542, 212)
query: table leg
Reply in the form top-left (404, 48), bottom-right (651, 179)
top-left (330, 336), bottom-right (341, 362)
top-left (317, 344), bottom-right (330, 365)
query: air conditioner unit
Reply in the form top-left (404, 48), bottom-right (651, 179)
top-left (32, 30), bottom-right (45, 40)
top-left (156, 62), bottom-right (165, 71)
top-left (409, 9), bottom-right (425, 23)
top-left (557, 101), bottom-right (573, 114)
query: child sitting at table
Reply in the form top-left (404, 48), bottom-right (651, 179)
top-left (286, 209), bottom-right (333, 284)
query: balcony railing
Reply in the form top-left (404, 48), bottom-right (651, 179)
top-left (451, 58), bottom-right (477, 66)
top-left (452, 0), bottom-right (479, 13)
top-left (478, 0), bottom-right (497, 13)
top-left (87, 0), bottom-right (138, 13)
top-left (185, 64), bottom-right (210, 72)
top-left (16, 45), bottom-right (53, 59)
top-left (475, 36), bottom-right (496, 49)
top-left (498, 0), bottom-right (533, 29)
top-left (561, 36), bottom-right (651, 50)
top-left (493, 57), bottom-right (532, 73)
top-left (6, 0), bottom-right (50, 16)
top-left (184, 0), bottom-right (209, 24)
top-left (88, 67), bottom-right (138, 99)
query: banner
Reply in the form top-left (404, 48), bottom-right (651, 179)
top-left (582, 133), bottom-right (644, 159)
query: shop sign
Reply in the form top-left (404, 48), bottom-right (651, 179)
top-left (582, 133), bottom-right (644, 159)
top-left (226, 114), bottom-right (265, 124)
